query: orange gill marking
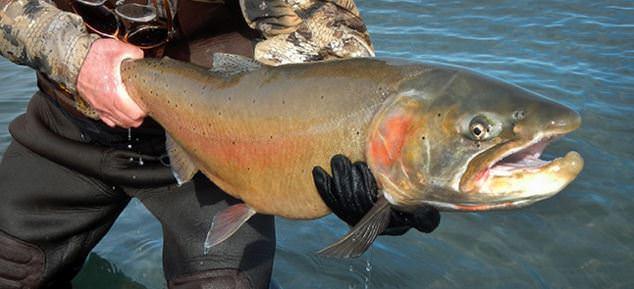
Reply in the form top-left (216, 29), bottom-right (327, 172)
top-left (368, 113), bottom-right (413, 168)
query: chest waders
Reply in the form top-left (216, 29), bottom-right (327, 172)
top-left (0, 1), bottom-right (275, 288)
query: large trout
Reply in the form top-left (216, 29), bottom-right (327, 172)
top-left (121, 54), bottom-right (583, 257)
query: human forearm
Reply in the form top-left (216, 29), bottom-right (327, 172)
top-left (0, 0), bottom-right (98, 93)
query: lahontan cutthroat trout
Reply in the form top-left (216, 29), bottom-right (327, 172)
top-left (120, 54), bottom-right (584, 258)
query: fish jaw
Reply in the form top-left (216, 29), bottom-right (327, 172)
top-left (446, 140), bottom-right (583, 211)
top-left (454, 110), bottom-right (584, 211)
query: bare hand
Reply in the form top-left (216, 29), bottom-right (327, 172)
top-left (77, 38), bottom-right (146, 128)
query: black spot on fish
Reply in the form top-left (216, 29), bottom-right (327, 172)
top-left (232, 141), bottom-right (236, 145)
top-left (437, 113), bottom-right (441, 117)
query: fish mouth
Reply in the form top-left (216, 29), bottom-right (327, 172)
top-left (456, 134), bottom-right (584, 211)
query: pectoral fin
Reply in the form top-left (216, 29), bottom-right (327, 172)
top-left (317, 196), bottom-right (391, 258)
top-left (204, 203), bottom-right (257, 254)
top-left (165, 133), bottom-right (199, 185)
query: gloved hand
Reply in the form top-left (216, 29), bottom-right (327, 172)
top-left (312, 155), bottom-right (440, 235)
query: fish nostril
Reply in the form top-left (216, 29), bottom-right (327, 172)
top-left (547, 108), bottom-right (581, 132)
top-left (512, 110), bottom-right (526, 121)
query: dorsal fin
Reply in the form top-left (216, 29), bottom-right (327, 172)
top-left (210, 53), bottom-right (262, 77)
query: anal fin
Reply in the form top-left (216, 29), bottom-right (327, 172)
top-left (317, 196), bottom-right (391, 258)
top-left (204, 203), bottom-right (257, 254)
top-left (166, 133), bottom-right (199, 185)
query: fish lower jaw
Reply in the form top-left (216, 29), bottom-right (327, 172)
top-left (424, 194), bottom-right (555, 212)
top-left (452, 133), bottom-right (584, 211)
top-left (472, 133), bottom-right (580, 186)
top-left (477, 151), bottom-right (583, 204)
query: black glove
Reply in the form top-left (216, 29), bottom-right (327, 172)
top-left (312, 155), bottom-right (440, 236)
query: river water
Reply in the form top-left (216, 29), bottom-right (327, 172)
top-left (0, 1), bottom-right (632, 288)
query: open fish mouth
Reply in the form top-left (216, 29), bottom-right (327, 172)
top-left (455, 134), bottom-right (584, 211)
top-left (488, 135), bottom-right (566, 177)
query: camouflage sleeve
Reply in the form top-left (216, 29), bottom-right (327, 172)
top-left (239, 0), bottom-right (375, 65)
top-left (0, 0), bottom-right (99, 93)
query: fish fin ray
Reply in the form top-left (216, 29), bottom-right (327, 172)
top-left (210, 53), bottom-right (262, 77)
top-left (166, 133), bottom-right (199, 185)
top-left (317, 196), bottom-right (391, 258)
top-left (204, 203), bottom-right (257, 254)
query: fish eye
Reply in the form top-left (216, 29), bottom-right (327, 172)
top-left (471, 123), bottom-right (486, 139)
top-left (466, 115), bottom-right (499, 141)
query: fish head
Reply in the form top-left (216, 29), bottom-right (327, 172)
top-left (367, 64), bottom-right (583, 211)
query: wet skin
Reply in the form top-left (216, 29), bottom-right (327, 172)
top-left (120, 56), bottom-right (583, 218)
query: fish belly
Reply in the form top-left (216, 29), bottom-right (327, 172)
top-left (122, 58), bottom-right (406, 218)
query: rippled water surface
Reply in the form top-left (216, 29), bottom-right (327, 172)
top-left (1, 1), bottom-right (632, 288)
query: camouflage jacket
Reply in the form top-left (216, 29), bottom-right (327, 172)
top-left (0, 0), bottom-right (374, 118)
